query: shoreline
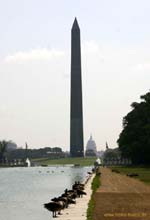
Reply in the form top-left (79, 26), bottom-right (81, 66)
top-left (57, 173), bottom-right (94, 220)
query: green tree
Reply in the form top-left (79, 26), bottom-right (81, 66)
top-left (117, 92), bottom-right (150, 165)
top-left (103, 148), bottom-right (121, 161)
top-left (0, 140), bottom-right (8, 163)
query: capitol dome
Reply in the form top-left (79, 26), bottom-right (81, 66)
top-left (85, 135), bottom-right (97, 156)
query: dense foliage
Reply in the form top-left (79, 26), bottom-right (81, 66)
top-left (0, 140), bottom-right (9, 163)
top-left (103, 148), bottom-right (121, 160)
top-left (117, 92), bottom-right (150, 165)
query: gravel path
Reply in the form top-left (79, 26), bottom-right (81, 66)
top-left (93, 167), bottom-right (150, 220)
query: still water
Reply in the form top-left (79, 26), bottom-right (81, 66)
top-left (0, 166), bottom-right (92, 220)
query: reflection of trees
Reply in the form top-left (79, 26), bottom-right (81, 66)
top-left (69, 167), bottom-right (90, 185)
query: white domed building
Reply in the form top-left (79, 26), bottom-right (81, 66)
top-left (85, 135), bottom-right (97, 156)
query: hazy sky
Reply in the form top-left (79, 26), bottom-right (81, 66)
top-left (0, 0), bottom-right (150, 150)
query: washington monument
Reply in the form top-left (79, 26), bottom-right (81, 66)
top-left (70, 18), bottom-right (84, 157)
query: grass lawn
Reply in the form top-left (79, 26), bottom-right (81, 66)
top-left (32, 157), bottom-right (97, 166)
top-left (87, 171), bottom-right (100, 220)
top-left (111, 166), bottom-right (150, 184)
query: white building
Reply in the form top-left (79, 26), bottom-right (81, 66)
top-left (85, 135), bottom-right (97, 156)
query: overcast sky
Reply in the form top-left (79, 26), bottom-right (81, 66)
top-left (0, 0), bottom-right (150, 150)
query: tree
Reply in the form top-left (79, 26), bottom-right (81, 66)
top-left (117, 92), bottom-right (150, 165)
top-left (103, 148), bottom-right (121, 161)
top-left (0, 140), bottom-right (8, 163)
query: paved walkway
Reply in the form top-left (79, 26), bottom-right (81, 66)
top-left (58, 174), bottom-right (94, 220)
top-left (93, 167), bottom-right (150, 220)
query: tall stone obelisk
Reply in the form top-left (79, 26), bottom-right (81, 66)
top-left (70, 18), bottom-right (84, 157)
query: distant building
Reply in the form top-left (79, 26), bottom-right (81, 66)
top-left (6, 142), bottom-right (17, 151)
top-left (97, 150), bottom-right (104, 157)
top-left (85, 135), bottom-right (97, 156)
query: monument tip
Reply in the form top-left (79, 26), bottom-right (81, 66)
top-left (72, 17), bottom-right (80, 30)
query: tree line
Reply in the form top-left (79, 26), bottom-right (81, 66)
top-left (0, 143), bottom-right (65, 164)
top-left (118, 91), bottom-right (150, 165)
